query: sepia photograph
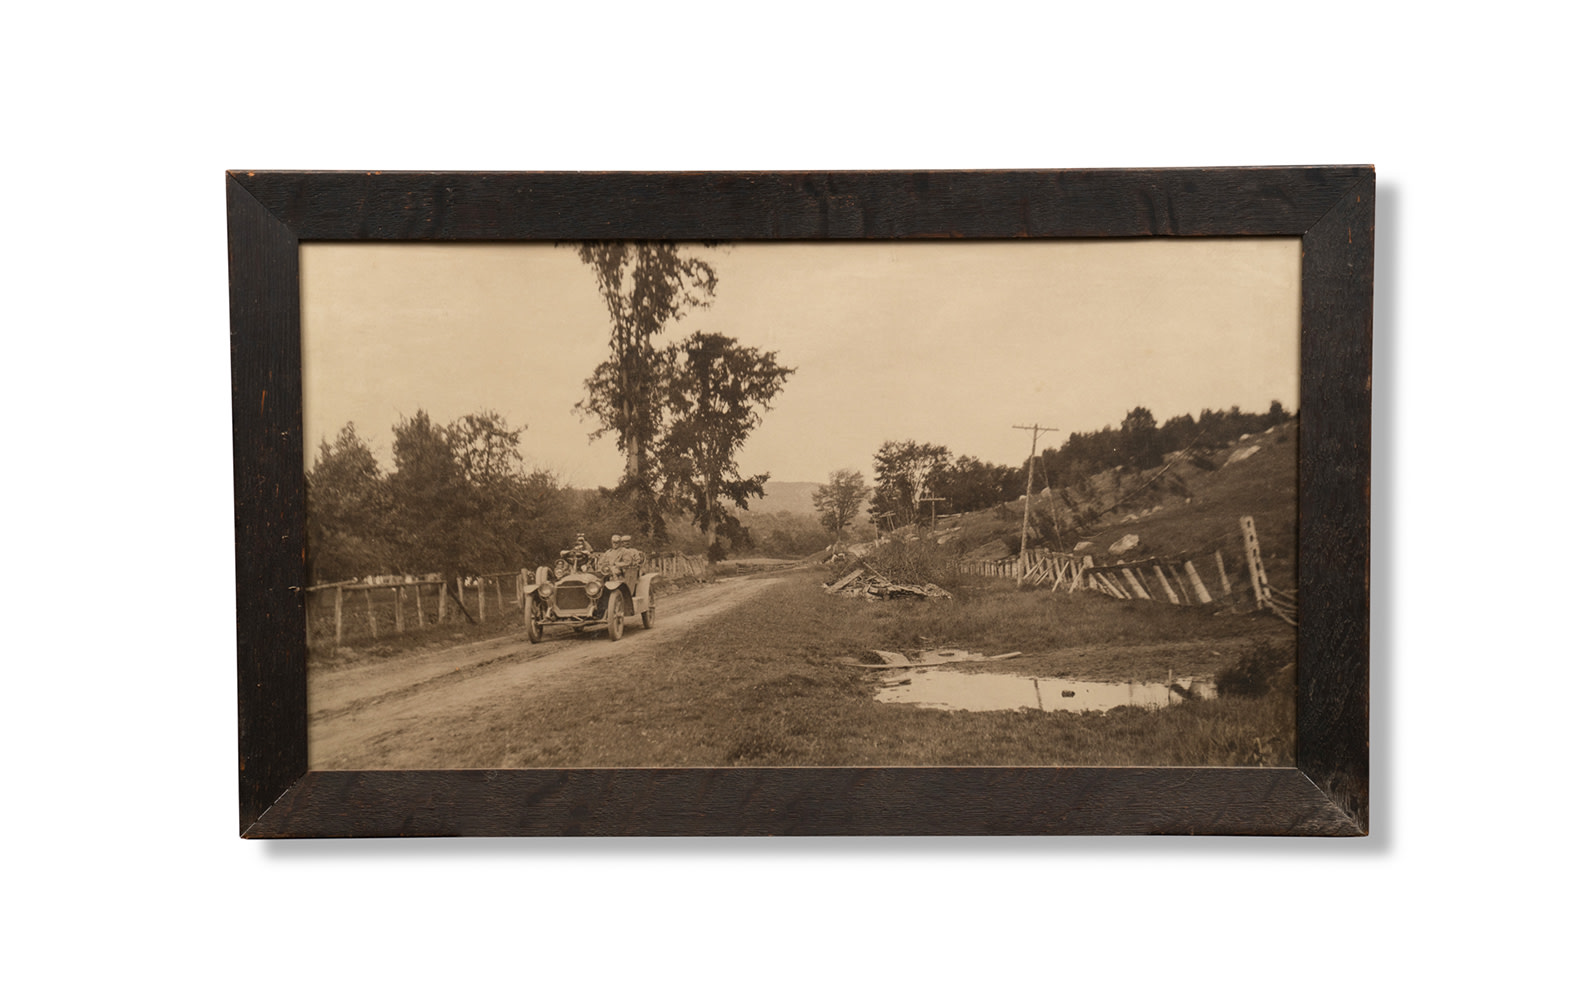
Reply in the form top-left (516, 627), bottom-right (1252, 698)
top-left (299, 236), bottom-right (1302, 772)
top-left (17, 0), bottom-right (1590, 992)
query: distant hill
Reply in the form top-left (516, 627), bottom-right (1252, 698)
top-left (744, 481), bottom-right (825, 516)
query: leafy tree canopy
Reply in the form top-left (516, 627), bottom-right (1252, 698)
top-left (656, 331), bottom-right (793, 561)
top-left (870, 440), bottom-right (951, 528)
top-left (812, 469), bottom-right (867, 542)
top-left (572, 241), bottom-right (718, 524)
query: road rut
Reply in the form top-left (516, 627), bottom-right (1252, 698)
top-left (308, 574), bottom-right (784, 769)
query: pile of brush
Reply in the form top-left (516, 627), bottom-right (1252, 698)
top-left (822, 561), bottom-right (952, 601)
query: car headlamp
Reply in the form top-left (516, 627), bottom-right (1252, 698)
top-left (585, 580), bottom-right (602, 597)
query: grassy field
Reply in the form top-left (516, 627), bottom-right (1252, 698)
top-left (441, 567), bottom-right (1295, 769)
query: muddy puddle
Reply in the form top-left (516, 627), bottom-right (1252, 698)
top-left (875, 669), bottom-right (1216, 713)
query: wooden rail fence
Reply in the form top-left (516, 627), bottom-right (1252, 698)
top-left (308, 554), bottom-right (712, 647)
top-left (957, 516), bottom-right (1294, 622)
top-left (644, 554), bottom-right (711, 579)
top-left (306, 571), bottom-right (522, 647)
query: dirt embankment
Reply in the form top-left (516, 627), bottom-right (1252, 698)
top-left (308, 573), bottom-right (783, 770)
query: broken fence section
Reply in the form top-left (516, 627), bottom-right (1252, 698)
top-left (1078, 555), bottom-right (1223, 607)
top-left (957, 517), bottom-right (1292, 623)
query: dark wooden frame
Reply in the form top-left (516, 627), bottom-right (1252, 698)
top-left (230, 167), bottom-right (1372, 837)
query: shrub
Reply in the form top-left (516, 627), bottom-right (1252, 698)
top-left (1216, 641), bottom-right (1293, 698)
top-left (855, 538), bottom-right (962, 589)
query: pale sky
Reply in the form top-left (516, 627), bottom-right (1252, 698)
top-left (300, 239), bottom-right (1300, 487)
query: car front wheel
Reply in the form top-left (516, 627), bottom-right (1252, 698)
top-left (606, 597), bottom-right (624, 641)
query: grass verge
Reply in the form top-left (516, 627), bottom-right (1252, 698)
top-left (445, 568), bottom-right (1295, 769)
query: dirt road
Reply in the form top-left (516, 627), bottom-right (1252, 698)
top-left (308, 574), bottom-right (785, 770)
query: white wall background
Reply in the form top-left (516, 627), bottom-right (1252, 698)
top-left (6, 3), bottom-right (1582, 997)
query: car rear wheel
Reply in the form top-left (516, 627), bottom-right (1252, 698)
top-left (607, 597), bottom-right (624, 640)
top-left (528, 617), bottom-right (543, 643)
top-left (641, 603), bottom-right (655, 629)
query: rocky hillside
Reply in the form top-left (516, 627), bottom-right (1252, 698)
top-left (925, 421), bottom-right (1299, 591)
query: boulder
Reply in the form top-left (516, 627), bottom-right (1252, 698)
top-left (1073, 541), bottom-right (1094, 552)
top-left (1225, 445), bottom-right (1261, 467)
top-left (1109, 534), bottom-right (1140, 555)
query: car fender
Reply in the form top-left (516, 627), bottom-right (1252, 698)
top-left (529, 567), bottom-right (554, 610)
top-left (603, 580), bottom-right (634, 617)
top-left (636, 572), bottom-right (659, 608)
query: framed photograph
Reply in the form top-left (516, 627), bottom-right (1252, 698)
top-left (230, 167), bottom-right (1371, 837)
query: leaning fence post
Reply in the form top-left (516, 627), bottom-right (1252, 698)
top-left (1214, 550), bottom-right (1233, 597)
top-left (1184, 561), bottom-right (1213, 604)
top-left (1135, 569), bottom-right (1157, 600)
top-left (1167, 561), bottom-right (1193, 604)
top-left (437, 581), bottom-right (446, 623)
top-left (1151, 564), bottom-right (1181, 604)
top-left (477, 579), bottom-right (486, 622)
top-left (1240, 515), bottom-right (1272, 609)
top-left (1122, 568), bottom-right (1152, 600)
top-left (1108, 572), bottom-right (1132, 600)
top-left (333, 585), bottom-right (344, 646)
top-left (394, 585), bottom-right (404, 633)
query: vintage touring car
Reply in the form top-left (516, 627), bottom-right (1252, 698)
top-left (523, 534), bottom-right (657, 642)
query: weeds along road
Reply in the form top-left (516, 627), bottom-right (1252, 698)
top-left (307, 573), bottom-right (787, 770)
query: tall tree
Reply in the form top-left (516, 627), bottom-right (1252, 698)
top-left (812, 469), bottom-right (867, 543)
top-left (449, 409), bottom-right (522, 485)
top-left (305, 422), bottom-right (388, 582)
top-left (388, 410), bottom-right (467, 579)
top-left (388, 408), bottom-right (554, 579)
top-left (656, 332), bottom-right (794, 561)
top-left (869, 440), bottom-right (950, 528)
top-left (572, 241), bottom-right (717, 533)
top-left (1120, 406), bottom-right (1160, 469)
top-left (445, 410), bottom-right (538, 572)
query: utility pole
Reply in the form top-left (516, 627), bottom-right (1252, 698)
top-left (922, 494), bottom-right (947, 533)
top-left (1013, 423), bottom-right (1059, 580)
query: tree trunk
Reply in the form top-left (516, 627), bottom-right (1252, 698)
top-left (704, 466), bottom-right (719, 562)
top-left (621, 346), bottom-right (642, 482)
top-left (625, 433), bottom-right (641, 481)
